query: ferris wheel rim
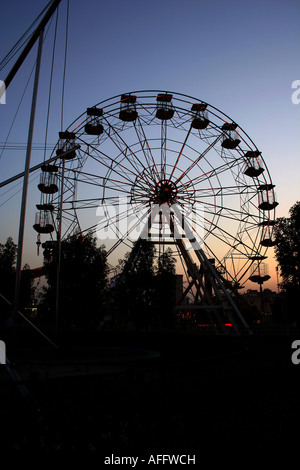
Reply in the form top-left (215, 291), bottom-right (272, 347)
top-left (34, 89), bottom-right (278, 286)
top-left (53, 89), bottom-right (274, 197)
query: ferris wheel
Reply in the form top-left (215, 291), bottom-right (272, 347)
top-left (33, 90), bottom-right (278, 324)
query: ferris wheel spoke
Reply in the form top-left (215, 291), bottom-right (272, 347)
top-left (77, 137), bottom-right (146, 187)
top-left (160, 120), bottom-right (168, 179)
top-left (174, 135), bottom-right (222, 185)
top-left (240, 217), bottom-right (263, 244)
top-left (178, 184), bottom-right (257, 199)
top-left (202, 241), bottom-right (237, 284)
top-left (62, 196), bottom-right (127, 210)
top-left (64, 169), bottom-right (132, 190)
top-left (189, 213), bottom-right (255, 256)
top-left (184, 202), bottom-right (259, 237)
top-left (168, 125), bottom-right (192, 182)
top-left (103, 118), bottom-right (156, 185)
top-left (222, 249), bottom-right (254, 283)
top-left (180, 156), bottom-right (247, 191)
top-left (70, 200), bottom-right (150, 252)
top-left (175, 192), bottom-right (252, 222)
top-left (175, 190), bottom-right (254, 209)
top-left (97, 201), bottom-right (147, 233)
top-left (202, 201), bottom-right (259, 224)
top-left (134, 117), bottom-right (160, 180)
top-left (106, 205), bottom-right (152, 256)
top-left (64, 176), bottom-right (132, 199)
top-left (176, 198), bottom-right (259, 227)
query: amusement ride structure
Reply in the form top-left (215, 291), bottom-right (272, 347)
top-left (0, 0), bottom-right (278, 337)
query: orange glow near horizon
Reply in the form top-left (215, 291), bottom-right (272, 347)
top-left (174, 244), bottom-right (280, 294)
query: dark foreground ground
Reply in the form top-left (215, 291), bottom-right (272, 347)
top-left (0, 329), bottom-right (299, 456)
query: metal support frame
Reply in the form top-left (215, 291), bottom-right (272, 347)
top-left (8, 1), bottom-right (63, 344)
top-left (55, 158), bottom-right (65, 340)
top-left (0, 146), bottom-right (80, 189)
top-left (140, 203), bottom-right (252, 335)
top-left (12, 30), bottom-right (44, 334)
top-left (0, 0), bottom-right (62, 101)
top-left (172, 203), bottom-right (252, 334)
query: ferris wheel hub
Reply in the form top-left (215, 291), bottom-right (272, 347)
top-left (150, 179), bottom-right (178, 205)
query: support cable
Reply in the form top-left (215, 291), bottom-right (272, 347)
top-left (0, 1), bottom-right (52, 71)
top-left (61, 0), bottom-right (69, 132)
top-left (0, 0), bottom-right (62, 100)
top-left (0, 64), bottom-right (36, 162)
top-left (1, 14), bottom-right (57, 163)
top-left (43, 5), bottom-right (59, 162)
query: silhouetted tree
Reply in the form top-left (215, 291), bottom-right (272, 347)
top-left (274, 201), bottom-right (300, 324)
top-left (110, 240), bottom-right (177, 330)
top-left (115, 238), bottom-right (156, 330)
top-left (0, 237), bottom-right (17, 304)
top-left (155, 248), bottom-right (177, 329)
top-left (274, 201), bottom-right (300, 288)
top-left (42, 233), bottom-right (108, 330)
top-left (0, 237), bottom-right (34, 332)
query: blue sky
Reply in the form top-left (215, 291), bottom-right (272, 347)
top-left (0, 0), bottom-right (299, 290)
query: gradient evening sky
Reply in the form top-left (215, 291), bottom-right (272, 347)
top-left (0, 0), bottom-right (299, 291)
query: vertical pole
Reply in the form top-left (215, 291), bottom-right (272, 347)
top-left (258, 264), bottom-right (264, 315)
top-left (12, 30), bottom-right (44, 333)
top-left (55, 158), bottom-right (65, 341)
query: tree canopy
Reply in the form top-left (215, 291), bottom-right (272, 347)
top-left (274, 201), bottom-right (300, 289)
top-left (274, 201), bottom-right (300, 325)
top-left (0, 237), bottom-right (33, 307)
top-left (0, 237), bottom-right (17, 303)
top-left (111, 239), bottom-right (177, 330)
top-left (42, 233), bottom-right (108, 330)
top-left (113, 238), bottom-right (156, 330)
top-left (0, 237), bottom-right (33, 333)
